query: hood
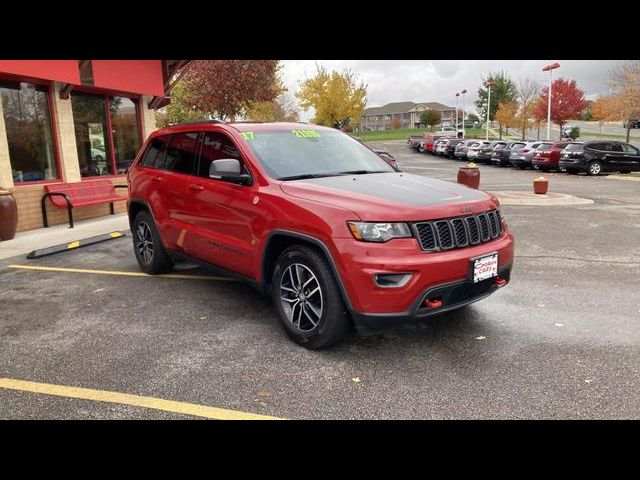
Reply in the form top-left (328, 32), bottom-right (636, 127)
top-left (280, 172), bottom-right (496, 221)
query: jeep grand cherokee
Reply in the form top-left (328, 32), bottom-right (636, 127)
top-left (127, 121), bottom-right (515, 349)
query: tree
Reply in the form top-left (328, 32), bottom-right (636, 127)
top-left (466, 112), bottom-right (480, 124)
top-left (475, 71), bottom-right (518, 125)
top-left (180, 60), bottom-right (281, 121)
top-left (495, 101), bottom-right (519, 139)
top-left (155, 79), bottom-right (210, 128)
top-left (591, 95), bottom-right (617, 134)
top-left (245, 90), bottom-right (300, 122)
top-left (532, 96), bottom-right (548, 140)
top-left (296, 65), bottom-right (367, 128)
top-left (391, 117), bottom-right (401, 129)
top-left (420, 109), bottom-right (441, 130)
top-left (609, 61), bottom-right (640, 143)
top-left (537, 78), bottom-right (588, 140)
top-left (516, 77), bottom-right (541, 139)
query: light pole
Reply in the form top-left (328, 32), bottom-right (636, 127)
top-left (461, 89), bottom-right (467, 138)
top-left (485, 81), bottom-right (495, 141)
top-left (455, 92), bottom-right (460, 136)
top-left (542, 62), bottom-right (560, 140)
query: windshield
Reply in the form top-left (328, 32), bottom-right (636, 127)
top-left (243, 129), bottom-right (395, 180)
top-left (565, 143), bottom-right (584, 151)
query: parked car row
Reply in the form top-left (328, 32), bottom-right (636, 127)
top-left (413, 136), bottom-right (640, 175)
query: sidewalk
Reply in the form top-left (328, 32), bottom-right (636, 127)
top-left (0, 213), bottom-right (130, 261)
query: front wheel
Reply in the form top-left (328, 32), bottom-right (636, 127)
top-left (417, 144), bottom-right (425, 153)
top-left (132, 211), bottom-right (174, 274)
top-left (587, 161), bottom-right (602, 176)
top-left (272, 245), bottom-right (349, 349)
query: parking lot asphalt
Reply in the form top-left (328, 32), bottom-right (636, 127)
top-left (1, 140), bottom-right (640, 419)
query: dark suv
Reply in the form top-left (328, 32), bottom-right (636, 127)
top-left (127, 121), bottom-right (514, 348)
top-left (559, 141), bottom-right (640, 175)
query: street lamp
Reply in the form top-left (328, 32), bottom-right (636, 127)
top-left (484, 81), bottom-right (495, 141)
top-left (461, 89), bottom-right (467, 138)
top-left (542, 62), bottom-right (560, 140)
top-left (455, 92), bottom-right (460, 135)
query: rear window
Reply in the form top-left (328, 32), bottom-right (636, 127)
top-left (510, 143), bottom-right (526, 149)
top-left (140, 134), bottom-right (171, 169)
top-left (537, 143), bottom-right (553, 150)
top-left (565, 143), bottom-right (583, 151)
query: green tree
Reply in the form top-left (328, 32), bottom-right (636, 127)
top-left (420, 109), bottom-right (441, 130)
top-left (296, 65), bottom-right (367, 128)
top-left (475, 71), bottom-right (518, 125)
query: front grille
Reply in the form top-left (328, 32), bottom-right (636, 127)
top-left (412, 209), bottom-right (503, 251)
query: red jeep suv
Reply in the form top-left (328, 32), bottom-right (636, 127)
top-left (127, 121), bottom-right (515, 349)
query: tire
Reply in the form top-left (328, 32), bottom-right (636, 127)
top-left (417, 145), bottom-right (425, 153)
top-left (271, 245), bottom-right (349, 349)
top-left (132, 210), bottom-right (174, 274)
top-left (587, 161), bottom-right (602, 176)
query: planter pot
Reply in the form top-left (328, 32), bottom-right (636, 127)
top-left (0, 189), bottom-right (18, 241)
top-left (457, 163), bottom-right (480, 189)
top-left (533, 177), bottom-right (549, 195)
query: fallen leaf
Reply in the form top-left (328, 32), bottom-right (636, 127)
top-left (352, 377), bottom-right (361, 383)
top-left (554, 323), bottom-right (564, 327)
top-left (538, 304), bottom-right (545, 308)
top-left (475, 336), bottom-right (486, 340)
top-left (199, 316), bottom-right (208, 320)
top-left (584, 379), bottom-right (593, 384)
top-left (93, 288), bottom-right (105, 293)
top-left (257, 391), bottom-right (271, 397)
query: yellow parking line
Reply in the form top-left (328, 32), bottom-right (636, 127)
top-left (7, 264), bottom-right (234, 281)
top-left (0, 377), bottom-right (282, 420)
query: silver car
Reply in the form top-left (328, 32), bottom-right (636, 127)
top-left (509, 141), bottom-right (546, 169)
top-left (453, 140), bottom-right (475, 160)
top-left (466, 141), bottom-right (492, 161)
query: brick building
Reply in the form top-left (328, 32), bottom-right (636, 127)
top-left (0, 60), bottom-right (188, 232)
top-left (360, 101), bottom-right (455, 131)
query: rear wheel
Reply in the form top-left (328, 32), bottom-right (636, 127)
top-left (417, 144), bottom-right (425, 153)
top-left (271, 245), bottom-right (349, 349)
top-left (587, 161), bottom-right (602, 176)
top-left (132, 211), bottom-right (174, 274)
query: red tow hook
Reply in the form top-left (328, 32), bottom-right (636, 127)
top-left (424, 298), bottom-right (443, 308)
top-left (494, 276), bottom-right (507, 287)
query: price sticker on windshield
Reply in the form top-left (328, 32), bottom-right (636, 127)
top-left (292, 130), bottom-right (321, 138)
top-left (241, 132), bottom-right (255, 140)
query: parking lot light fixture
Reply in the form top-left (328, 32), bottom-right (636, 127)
top-left (461, 89), bottom-right (467, 138)
top-left (484, 81), bottom-right (496, 140)
top-left (455, 92), bottom-right (460, 135)
top-left (542, 62), bottom-right (560, 140)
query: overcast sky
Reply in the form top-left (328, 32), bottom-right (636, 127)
top-left (281, 60), bottom-right (622, 121)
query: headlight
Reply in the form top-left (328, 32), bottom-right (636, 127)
top-left (347, 222), bottom-right (412, 242)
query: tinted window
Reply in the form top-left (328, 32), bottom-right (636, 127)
top-left (165, 132), bottom-right (200, 174)
top-left (622, 144), bottom-right (640, 155)
top-left (198, 132), bottom-right (242, 178)
top-left (555, 142), bottom-right (569, 149)
top-left (110, 96), bottom-right (141, 174)
top-left (589, 143), bottom-right (609, 151)
top-left (537, 143), bottom-right (552, 150)
top-left (610, 143), bottom-right (624, 152)
top-left (565, 143), bottom-right (583, 152)
top-left (141, 135), bottom-right (171, 169)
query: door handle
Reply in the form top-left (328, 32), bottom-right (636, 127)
top-left (189, 184), bottom-right (204, 191)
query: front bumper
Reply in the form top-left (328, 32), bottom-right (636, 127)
top-left (354, 265), bottom-right (511, 333)
top-left (331, 231), bottom-right (515, 331)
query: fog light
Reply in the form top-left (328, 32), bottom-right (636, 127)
top-left (374, 273), bottom-right (412, 288)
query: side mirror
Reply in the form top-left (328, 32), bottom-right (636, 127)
top-left (209, 159), bottom-right (253, 186)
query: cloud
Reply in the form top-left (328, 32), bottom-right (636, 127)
top-left (282, 60), bottom-right (623, 121)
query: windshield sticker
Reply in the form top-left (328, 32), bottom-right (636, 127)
top-left (242, 131), bottom-right (255, 140)
top-left (292, 129), bottom-right (321, 138)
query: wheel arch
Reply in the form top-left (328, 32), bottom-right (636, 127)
top-left (261, 230), bottom-right (355, 314)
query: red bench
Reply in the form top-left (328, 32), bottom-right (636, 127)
top-left (41, 179), bottom-right (128, 228)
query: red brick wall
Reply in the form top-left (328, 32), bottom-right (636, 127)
top-left (13, 179), bottom-right (128, 232)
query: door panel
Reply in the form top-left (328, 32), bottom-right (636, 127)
top-left (182, 131), bottom-right (258, 277)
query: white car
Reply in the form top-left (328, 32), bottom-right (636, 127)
top-left (434, 139), bottom-right (449, 155)
top-left (466, 141), bottom-right (491, 160)
top-left (440, 126), bottom-right (456, 134)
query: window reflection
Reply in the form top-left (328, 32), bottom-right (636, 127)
top-left (110, 96), bottom-right (140, 174)
top-left (71, 92), bottom-right (112, 177)
top-left (0, 81), bottom-right (57, 183)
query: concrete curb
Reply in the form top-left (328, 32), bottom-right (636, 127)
top-left (489, 191), bottom-right (594, 206)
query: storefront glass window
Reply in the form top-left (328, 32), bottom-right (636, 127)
top-left (0, 81), bottom-right (57, 183)
top-left (71, 92), bottom-right (112, 177)
top-left (110, 96), bottom-right (140, 174)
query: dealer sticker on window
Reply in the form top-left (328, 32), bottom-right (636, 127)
top-left (473, 253), bottom-right (498, 283)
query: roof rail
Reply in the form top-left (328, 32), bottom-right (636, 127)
top-left (167, 119), bottom-right (225, 127)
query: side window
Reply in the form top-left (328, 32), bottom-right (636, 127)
top-left (140, 135), bottom-right (171, 169)
top-left (623, 144), bottom-right (640, 155)
top-left (165, 132), bottom-right (200, 174)
top-left (591, 143), bottom-right (608, 151)
top-left (198, 131), bottom-right (243, 178)
top-left (556, 143), bottom-right (569, 149)
top-left (610, 143), bottom-right (624, 152)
